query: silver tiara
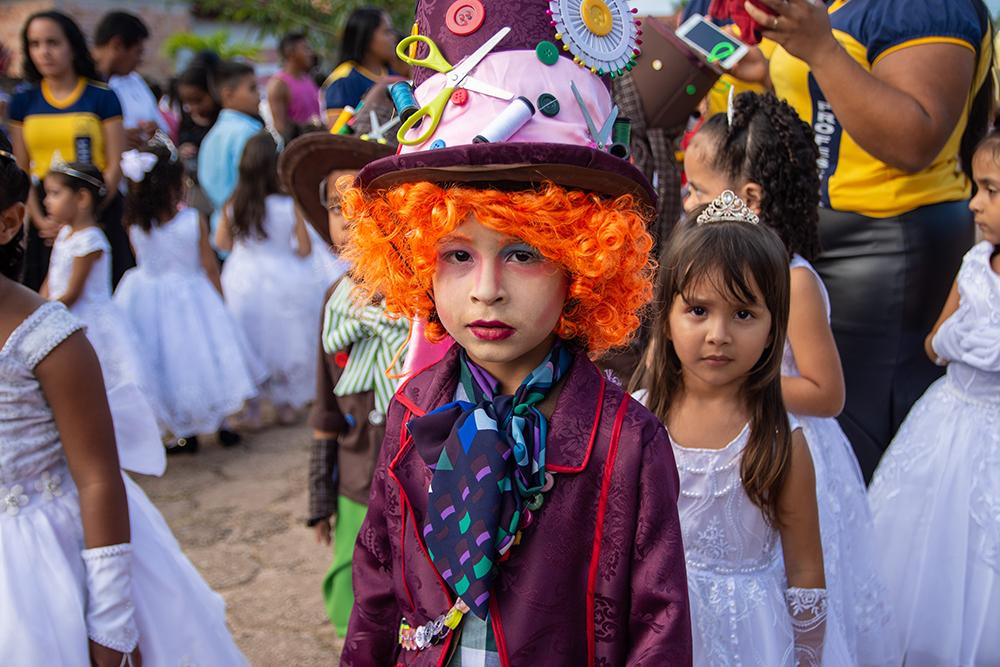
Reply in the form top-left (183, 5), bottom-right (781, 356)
top-left (49, 151), bottom-right (108, 197)
top-left (696, 190), bottom-right (760, 226)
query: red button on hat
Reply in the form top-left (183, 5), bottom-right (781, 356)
top-left (445, 0), bottom-right (486, 36)
top-left (450, 88), bottom-right (469, 106)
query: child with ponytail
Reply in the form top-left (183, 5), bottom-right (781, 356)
top-left (114, 138), bottom-right (262, 453)
top-left (681, 91), bottom-right (900, 665)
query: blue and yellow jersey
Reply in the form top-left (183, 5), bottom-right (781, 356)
top-left (8, 78), bottom-right (122, 179)
top-left (770, 0), bottom-right (990, 218)
top-left (322, 62), bottom-right (380, 116)
top-left (682, 0), bottom-right (776, 118)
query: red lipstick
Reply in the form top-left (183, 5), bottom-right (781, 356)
top-left (468, 320), bottom-right (515, 341)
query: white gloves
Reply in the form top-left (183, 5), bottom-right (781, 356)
top-left (82, 543), bottom-right (139, 654)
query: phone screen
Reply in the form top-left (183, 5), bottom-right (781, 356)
top-left (681, 19), bottom-right (744, 64)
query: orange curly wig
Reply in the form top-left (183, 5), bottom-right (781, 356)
top-left (338, 178), bottom-right (655, 356)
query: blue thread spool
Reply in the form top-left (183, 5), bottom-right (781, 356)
top-left (473, 97), bottom-right (535, 144)
top-left (388, 81), bottom-right (420, 122)
top-left (609, 117), bottom-right (631, 159)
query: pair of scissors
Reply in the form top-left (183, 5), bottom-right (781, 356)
top-left (570, 81), bottom-right (619, 150)
top-left (396, 27), bottom-right (514, 145)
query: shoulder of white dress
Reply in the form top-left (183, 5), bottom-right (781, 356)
top-left (10, 302), bottom-right (84, 370)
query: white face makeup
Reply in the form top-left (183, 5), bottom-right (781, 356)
top-left (432, 215), bottom-right (569, 393)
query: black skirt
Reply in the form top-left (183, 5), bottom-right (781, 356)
top-left (814, 199), bottom-right (973, 482)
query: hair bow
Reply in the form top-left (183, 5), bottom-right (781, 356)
top-left (121, 149), bottom-right (159, 183)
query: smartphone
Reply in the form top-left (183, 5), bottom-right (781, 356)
top-left (676, 14), bottom-right (749, 70)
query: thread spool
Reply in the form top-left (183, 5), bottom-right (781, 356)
top-left (388, 82), bottom-right (420, 122)
top-left (473, 97), bottom-right (535, 144)
top-left (609, 116), bottom-right (631, 159)
top-left (330, 106), bottom-right (354, 134)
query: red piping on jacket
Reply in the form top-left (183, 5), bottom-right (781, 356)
top-left (490, 596), bottom-right (512, 667)
top-left (548, 376), bottom-right (606, 474)
top-left (388, 409), bottom-right (456, 667)
top-left (585, 396), bottom-right (629, 666)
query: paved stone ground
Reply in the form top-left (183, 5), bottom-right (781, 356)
top-left (134, 424), bottom-right (343, 666)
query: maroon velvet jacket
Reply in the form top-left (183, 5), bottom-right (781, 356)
top-left (341, 346), bottom-right (692, 667)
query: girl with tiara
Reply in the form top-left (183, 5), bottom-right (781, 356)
top-left (680, 91), bottom-right (900, 665)
top-left (39, 157), bottom-right (164, 476)
top-left (114, 139), bottom-right (263, 454)
top-left (633, 192), bottom-right (853, 665)
top-left (215, 131), bottom-right (333, 426)
top-left (867, 130), bottom-right (1000, 664)
top-left (337, 0), bottom-right (691, 663)
top-left (0, 127), bottom-right (246, 666)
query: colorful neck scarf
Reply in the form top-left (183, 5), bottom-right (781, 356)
top-left (322, 278), bottom-right (409, 414)
top-left (409, 341), bottom-right (574, 619)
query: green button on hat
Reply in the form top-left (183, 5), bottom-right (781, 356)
top-left (535, 40), bottom-right (560, 65)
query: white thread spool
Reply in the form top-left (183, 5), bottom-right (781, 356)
top-left (472, 97), bottom-right (536, 144)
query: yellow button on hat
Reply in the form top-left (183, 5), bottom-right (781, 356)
top-left (581, 0), bottom-right (613, 37)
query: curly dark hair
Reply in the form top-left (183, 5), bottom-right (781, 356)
top-left (698, 92), bottom-right (821, 261)
top-left (0, 134), bottom-right (31, 281)
top-left (21, 11), bottom-right (100, 84)
top-left (123, 145), bottom-right (185, 232)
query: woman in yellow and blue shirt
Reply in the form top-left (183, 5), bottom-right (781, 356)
top-left (9, 11), bottom-right (127, 290)
top-left (734, 0), bottom-right (993, 480)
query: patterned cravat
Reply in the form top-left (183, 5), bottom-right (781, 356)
top-left (409, 342), bottom-right (574, 619)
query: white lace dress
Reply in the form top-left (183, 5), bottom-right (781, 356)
top-left (672, 421), bottom-right (854, 666)
top-left (220, 194), bottom-right (336, 409)
top-left (47, 225), bottom-right (163, 476)
top-left (785, 255), bottom-right (901, 666)
top-left (0, 302), bottom-right (247, 666)
top-left (869, 241), bottom-right (1000, 666)
top-left (114, 207), bottom-right (264, 436)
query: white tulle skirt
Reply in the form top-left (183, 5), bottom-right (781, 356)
top-left (70, 300), bottom-right (165, 476)
top-left (869, 377), bottom-right (1000, 666)
top-left (221, 247), bottom-right (331, 410)
top-left (0, 465), bottom-right (247, 666)
top-left (798, 414), bottom-right (902, 666)
top-left (115, 271), bottom-right (264, 436)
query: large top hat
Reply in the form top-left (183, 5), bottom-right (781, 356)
top-left (279, 78), bottom-right (404, 244)
top-left (356, 0), bottom-right (655, 204)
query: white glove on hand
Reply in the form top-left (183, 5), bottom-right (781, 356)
top-left (785, 586), bottom-right (827, 667)
top-left (82, 543), bottom-right (139, 654)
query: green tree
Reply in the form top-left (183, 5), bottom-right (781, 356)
top-left (192, 1), bottom-right (417, 55)
top-left (162, 30), bottom-right (261, 61)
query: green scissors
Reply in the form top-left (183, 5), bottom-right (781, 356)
top-left (396, 26), bottom-right (513, 146)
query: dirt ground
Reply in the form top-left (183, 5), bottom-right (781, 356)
top-left (134, 423), bottom-right (343, 666)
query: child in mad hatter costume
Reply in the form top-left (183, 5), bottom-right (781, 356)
top-left (337, 1), bottom-right (692, 664)
top-left (280, 80), bottom-right (409, 638)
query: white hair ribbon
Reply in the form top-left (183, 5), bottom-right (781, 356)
top-left (121, 149), bottom-right (159, 183)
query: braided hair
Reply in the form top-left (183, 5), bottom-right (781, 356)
top-left (0, 134), bottom-right (30, 281)
top-left (698, 92), bottom-right (821, 261)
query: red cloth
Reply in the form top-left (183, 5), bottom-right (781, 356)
top-left (708, 0), bottom-right (776, 46)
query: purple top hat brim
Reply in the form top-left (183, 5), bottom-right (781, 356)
top-left (356, 142), bottom-right (656, 206)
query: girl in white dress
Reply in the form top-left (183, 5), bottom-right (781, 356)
top-left (216, 132), bottom-right (332, 424)
top-left (39, 159), bottom-right (164, 476)
top-left (868, 132), bottom-right (1000, 666)
top-left (633, 192), bottom-right (852, 666)
top-left (115, 143), bottom-right (264, 454)
top-left (682, 92), bottom-right (900, 666)
top-left (0, 136), bottom-right (246, 666)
